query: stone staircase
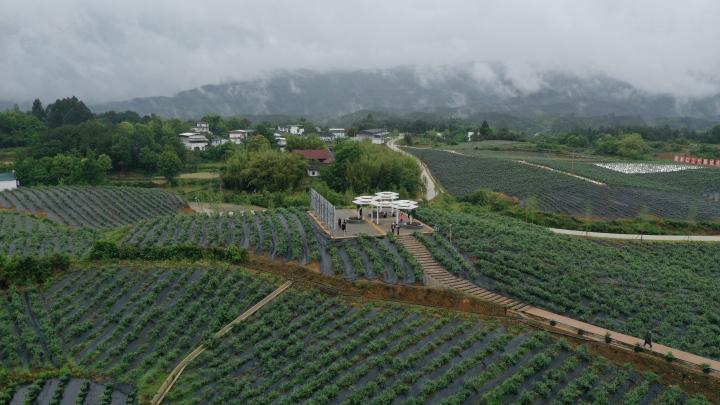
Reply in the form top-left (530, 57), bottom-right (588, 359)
top-left (396, 234), bottom-right (529, 312)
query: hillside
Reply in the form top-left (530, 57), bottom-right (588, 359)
top-left (91, 66), bottom-right (720, 122)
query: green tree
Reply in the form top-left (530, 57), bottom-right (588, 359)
top-left (479, 120), bottom-right (492, 138)
top-left (247, 134), bottom-right (271, 151)
top-left (286, 135), bottom-right (325, 150)
top-left (594, 134), bottom-right (620, 155)
top-left (221, 149), bottom-right (307, 192)
top-left (157, 147), bottom-right (183, 185)
top-left (45, 96), bottom-right (94, 128)
top-left (31, 99), bottom-right (46, 122)
top-left (618, 133), bottom-right (647, 159)
top-left (139, 147), bottom-right (158, 175)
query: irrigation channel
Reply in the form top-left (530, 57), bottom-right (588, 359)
top-left (151, 281), bottom-right (293, 405)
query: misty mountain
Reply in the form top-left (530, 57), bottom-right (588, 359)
top-left (87, 65), bottom-right (720, 122)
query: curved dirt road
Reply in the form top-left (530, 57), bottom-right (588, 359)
top-left (387, 138), bottom-right (440, 201)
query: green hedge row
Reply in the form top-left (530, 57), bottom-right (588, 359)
top-left (87, 241), bottom-right (249, 264)
top-left (0, 253), bottom-right (71, 286)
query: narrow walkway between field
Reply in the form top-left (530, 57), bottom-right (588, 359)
top-left (549, 228), bottom-right (720, 241)
top-left (396, 234), bottom-right (528, 311)
top-left (398, 234), bottom-right (720, 377)
top-left (515, 160), bottom-right (607, 185)
top-left (150, 280), bottom-right (293, 405)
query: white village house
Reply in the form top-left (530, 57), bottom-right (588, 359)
top-left (277, 124), bottom-right (305, 135)
top-left (355, 128), bottom-right (389, 144)
top-left (329, 128), bottom-right (346, 139)
top-left (0, 172), bottom-right (18, 191)
top-left (179, 122), bottom-right (212, 151)
top-left (229, 129), bottom-right (254, 144)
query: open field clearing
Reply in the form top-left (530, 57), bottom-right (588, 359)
top-left (415, 208), bottom-right (720, 361)
top-left (406, 148), bottom-right (720, 220)
top-left (0, 213), bottom-right (97, 257)
top-left (0, 187), bottom-right (187, 229)
top-left (123, 209), bottom-right (423, 285)
top-left (0, 265), bottom-right (279, 400)
top-left (167, 287), bottom-right (709, 404)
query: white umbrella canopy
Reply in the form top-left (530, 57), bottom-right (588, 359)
top-left (352, 196), bottom-right (377, 205)
top-left (392, 200), bottom-right (418, 210)
top-left (374, 191), bottom-right (399, 200)
top-left (391, 199), bottom-right (419, 225)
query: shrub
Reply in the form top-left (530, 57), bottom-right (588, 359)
top-left (87, 240), bottom-right (120, 260)
top-left (604, 332), bottom-right (612, 343)
top-left (0, 253), bottom-right (71, 285)
top-left (634, 343), bottom-right (643, 353)
top-left (86, 241), bottom-right (248, 264)
top-left (665, 352), bottom-right (675, 363)
top-left (549, 320), bottom-right (557, 327)
top-left (223, 245), bottom-right (249, 264)
top-left (700, 363), bottom-right (711, 374)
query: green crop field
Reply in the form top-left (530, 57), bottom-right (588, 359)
top-left (0, 186), bottom-right (187, 228)
top-left (0, 212), bottom-right (97, 257)
top-left (405, 148), bottom-right (720, 220)
top-left (0, 185), bottom-right (716, 404)
top-left (122, 209), bottom-right (422, 285)
top-left (2, 265), bottom-right (708, 404)
top-left (415, 207), bottom-right (720, 360)
top-left (166, 287), bottom-right (707, 405)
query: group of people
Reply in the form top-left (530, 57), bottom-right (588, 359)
top-left (390, 222), bottom-right (401, 235)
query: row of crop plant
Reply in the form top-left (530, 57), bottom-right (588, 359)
top-left (166, 287), bottom-right (707, 404)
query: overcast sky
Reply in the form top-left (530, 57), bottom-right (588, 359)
top-left (2, 0), bottom-right (719, 103)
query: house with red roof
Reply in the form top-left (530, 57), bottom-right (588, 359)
top-left (292, 149), bottom-right (334, 177)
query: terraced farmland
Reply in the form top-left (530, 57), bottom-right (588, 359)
top-left (0, 213), bottom-right (97, 257)
top-left (1, 377), bottom-right (134, 405)
top-left (0, 265), bottom-right (279, 399)
top-left (406, 148), bottom-right (720, 220)
top-left (0, 186), bottom-right (187, 228)
top-left (167, 288), bottom-right (709, 404)
top-left (416, 207), bottom-right (720, 360)
top-left (123, 209), bottom-right (423, 285)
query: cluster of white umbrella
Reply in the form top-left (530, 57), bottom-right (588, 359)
top-left (352, 192), bottom-right (418, 225)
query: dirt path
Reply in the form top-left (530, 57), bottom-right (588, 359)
top-left (150, 280), bottom-right (293, 405)
top-left (515, 160), bottom-right (606, 186)
top-left (549, 228), bottom-right (720, 241)
top-left (399, 233), bottom-right (720, 377)
top-left (387, 138), bottom-right (441, 201)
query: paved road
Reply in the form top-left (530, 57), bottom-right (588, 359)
top-left (387, 138), bottom-right (440, 201)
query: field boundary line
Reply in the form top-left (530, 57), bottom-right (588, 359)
top-left (150, 280), bottom-right (293, 405)
top-left (549, 227), bottom-right (720, 241)
top-left (515, 160), bottom-right (607, 185)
